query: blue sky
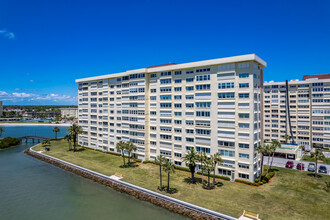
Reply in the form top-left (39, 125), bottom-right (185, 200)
top-left (0, 0), bottom-right (329, 105)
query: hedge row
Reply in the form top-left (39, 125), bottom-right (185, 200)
top-left (0, 137), bottom-right (21, 149)
top-left (235, 171), bottom-right (275, 186)
top-left (196, 171), bottom-right (231, 181)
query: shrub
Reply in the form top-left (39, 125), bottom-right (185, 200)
top-left (174, 166), bottom-right (190, 172)
top-left (0, 137), bottom-right (21, 149)
top-left (143, 160), bottom-right (155, 164)
top-left (196, 171), bottom-right (231, 181)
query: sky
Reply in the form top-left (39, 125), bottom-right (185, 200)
top-left (0, 0), bottom-right (329, 105)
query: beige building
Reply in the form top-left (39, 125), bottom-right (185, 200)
top-left (263, 74), bottom-right (330, 149)
top-left (76, 54), bottom-right (266, 182)
top-left (61, 108), bottom-right (78, 118)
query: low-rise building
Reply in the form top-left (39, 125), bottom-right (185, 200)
top-left (61, 108), bottom-right (78, 118)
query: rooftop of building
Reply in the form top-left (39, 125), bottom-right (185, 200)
top-left (265, 73), bottom-right (330, 85)
top-left (76, 54), bottom-right (266, 83)
top-left (302, 73), bottom-right (330, 80)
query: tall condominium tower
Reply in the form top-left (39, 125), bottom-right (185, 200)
top-left (263, 74), bottom-right (330, 149)
top-left (76, 54), bottom-right (266, 182)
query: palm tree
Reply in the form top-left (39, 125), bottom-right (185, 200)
top-left (163, 160), bottom-right (175, 193)
top-left (155, 155), bottom-right (166, 191)
top-left (67, 124), bottom-right (83, 152)
top-left (210, 152), bottom-right (223, 187)
top-left (284, 134), bottom-right (291, 144)
top-left (0, 126), bottom-right (4, 137)
top-left (42, 139), bottom-right (51, 150)
top-left (204, 157), bottom-right (214, 189)
top-left (264, 144), bottom-right (273, 175)
top-left (198, 151), bottom-right (207, 185)
top-left (64, 135), bottom-right (72, 151)
top-left (269, 140), bottom-right (281, 171)
top-left (126, 141), bottom-right (137, 166)
top-left (310, 150), bottom-right (325, 177)
top-left (53, 126), bottom-right (60, 139)
top-left (182, 148), bottom-right (198, 183)
top-left (116, 141), bottom-right (127, 167)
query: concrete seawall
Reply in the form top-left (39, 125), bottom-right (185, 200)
top-left (25, 148), bottom-right (236, 220)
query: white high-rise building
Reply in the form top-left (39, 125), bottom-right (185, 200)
top-left (76, 54), bottom-right (266, 182)
top-left (264, 74), bottom-right (330, 150)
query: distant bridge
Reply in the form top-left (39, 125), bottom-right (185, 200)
top-left (19, 136), bottom-right (49, 143)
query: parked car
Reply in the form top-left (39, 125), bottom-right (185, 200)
top-left (318, 165), bottom-right (327, 174)
top-left (296, 163), bottom-right (305, 170)
top-left (285, 161), bottom-right (294, 168)
top-left (308, 163), bottom-right (316, 172)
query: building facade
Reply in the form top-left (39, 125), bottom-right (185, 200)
top-left (263, 74), bottom-right (330, 149)
top-left (61, 108), bottom-right (78, 118)
top-left (76, 54), bottom-right (266, 182)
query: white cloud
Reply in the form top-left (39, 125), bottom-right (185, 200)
top-left (0, 30), bottom-right (15, 39)
top-left (0, 91), bottom-right (9, 96)
top-left (12, 92), bottom-right (33, 98)
top-left (0, 90), bottom-right (76, 104)
top-left (29, 80), bottom-right (34, 83)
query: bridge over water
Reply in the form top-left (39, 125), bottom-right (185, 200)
top-left (19, 136), bottom-right (49, 143)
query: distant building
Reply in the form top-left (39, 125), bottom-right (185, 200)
top-left (61, 108), bottom-right (78, 118)
top-left (0, 101), bottom-right (3, 117)
top-left (263, 74), bottom-right (330, 149)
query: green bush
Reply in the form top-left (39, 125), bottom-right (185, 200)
top-left (235, 179), bottom-right (260, 186)
top-left (143, 160), bottom-right (155, 164)
top-left (174, 166), bottom-right (190, 172)
top-left (196, 171), bottom-right (231, 181)
top-left (0, 137), bottom-right (21, 149)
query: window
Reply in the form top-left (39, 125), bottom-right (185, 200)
top-left (186, 78), bottom-right (194, 82)
top-left (196, 111), bottom-right (210, 117)
top-left (239, 113), bottom-right (249, 118)
top-left (218, 82), bottom-right (234, 89)
top-left (151, 89), bottom-right (156, 93)
top-left (186, 95), bottom-right (194, 99)
top-left (175, 71), bottom-right (182, 75)
top-left (160, 87), bottom-right (172, 92)
top-left (239, 73), bottom-right (249, 78)
top-left (196, 102), bottom-right (211, 108)
top-left (196, 84), bottom-right (210, 90)
top-left (239, 153), bottom-right (249, 159)
top-left (160, 103), bottom-right (172, 108)
top-left (186, 86), bottom-right (194, 91)
top-left (160, 95), bottom-right (172, 100)
top-left (151, 73), bottom-right (157, 78)
top-left (238, 173), bottom-right (249, 179)
top-left (174, 103), bottom-right (182, 108)
top-left (196, 74), bottom-right (210, 81)
top-left (239, 93), bottom-right (249, 98)
top-left (160, 79), bottom-right (171, 84)
top-left (174, 87), bottom-right (182, 92)
top-left (175, 79), bottom-right (182, 84)
top-left (219, 149), bottom-right (235, 157)
top-left (239, 83), bottom-right (249, 88)
top-left (196, 146), bottom-right (210, 153)
top-left (161, 71), bottom-right (171, 76)
top-left (174, 95), bottom-right (182, 100)
top-left (239, 143), bottom-right (249, 149)
top-left (218, 93), bottom-right (235, 99)
top-left (196, 67), bottom-right (210, 72)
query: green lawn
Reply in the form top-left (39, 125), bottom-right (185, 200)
top-left (33, 140), bottom-right (330, 219)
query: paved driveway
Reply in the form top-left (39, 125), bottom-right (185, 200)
top-left (263, 156), bottom-right (330, 175)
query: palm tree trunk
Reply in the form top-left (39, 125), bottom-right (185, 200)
top-left (73, 135), bottom-right (77, 152)
top-left (128, 152), bottom-right (131, 166)
top-left (191, 170), bottom-right (195, 184)
top-left (122, 151), bottom-right (126, 167)
top-left (270, 152), bottom-right (275, 171)
top-left (315, 159), bottom-right (318, 177)
top-left (213, 165), bottom-right (216, 187)
top-left (208, 170), bottom-right (210, 188)
top-left (159, 165), bottom-right (162, 191)
top-left (167, 172), bottom-right (170, 193)
top-left (266, 155), bottom-right (271, 175)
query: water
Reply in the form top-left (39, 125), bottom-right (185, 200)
top-left (0, 126), bottom-right (187, 220)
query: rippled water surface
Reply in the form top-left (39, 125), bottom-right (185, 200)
top-left (0, 126), bottom-right (187, 220)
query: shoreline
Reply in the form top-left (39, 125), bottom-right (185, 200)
top-left (25, 147), bottom-right (234, 220)
top-left (0, 123), bottom-right (71, 127)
